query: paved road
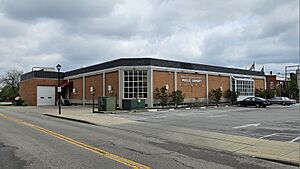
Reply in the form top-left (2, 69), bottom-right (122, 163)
top-left (110, 104), bottom-right (300, 142)
top-left (0, 107), bottom-right (298, 169)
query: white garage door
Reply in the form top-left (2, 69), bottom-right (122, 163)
top-left (37, 86), bottom-right (55, 106)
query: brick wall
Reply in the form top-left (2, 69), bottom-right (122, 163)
top-left (254, 79), bottom-right (265, 90)
top-left (153, 70), bottom-right (174, 95)
top-left (69, 78), bottom-right (83, 102)
top-left (177, 72), bottom-right (206, 99)
top-left (265, 75), bottom-right (276, 90)
top-left (85, 74), bottom-right (103, 101)
top-left (208, 75), bottom-right (230, 96)
top-left (105, 71), bottom-right (119, 99)
top-left (19, 78), bottom-right (59, 106)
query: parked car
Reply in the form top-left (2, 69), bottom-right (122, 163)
top-left (237, 97), bottom-right (270, 108)
top-left (268, 97), bottom-right (296, 105)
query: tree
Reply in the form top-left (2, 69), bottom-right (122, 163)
top-left (171, 90), bottom-right (184, 108)
top-left (287, 74), bottom-right (299, 99)
top-left (225, 89), bottom-right (239, 104)
top-left (255, 88), bottom-right (275, 99)
top-left (265, 89), bottom-right (275, 99)
top-left (209, 88), bottom-right (222, 105)
top-left (0, 69), bottom-right (23, 100)
top-left (155, 86), bottom-right (169, 108)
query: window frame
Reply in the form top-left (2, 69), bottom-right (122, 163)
top-left (232, 77), bottom-right (254, 97)
top-left (123, 70), bottom-right (148, 99)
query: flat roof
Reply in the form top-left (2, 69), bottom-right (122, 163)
top-left (21, 58), bottom-right (264, 81)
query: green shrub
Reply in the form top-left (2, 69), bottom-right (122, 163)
top-left (13, 97), bottom-right (24, 106)
top-left (255, 89), bottom-right (275, 99)
top-left (225, 89), bottom-right (239, 104)
top-left (155, 86), bottom-right (169, 108)
top-left (171, 90), bottom-right (184, 108)
top-left (209, 88), bottom-right (223, 106)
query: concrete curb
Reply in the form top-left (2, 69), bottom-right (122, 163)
top-left (43, 114), bottom-right (97, 126)
top-left (254, 156), bottom-right (299, 167)
top-left (94, 110), bottom-right (129, 114)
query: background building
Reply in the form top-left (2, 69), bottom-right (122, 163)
top-left (265, 72), bottom-right (286, 97)
top-left (19, 58), bottom-right (266, 107)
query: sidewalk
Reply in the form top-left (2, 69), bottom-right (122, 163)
top-left (6, 106), bottom-right (300, 166)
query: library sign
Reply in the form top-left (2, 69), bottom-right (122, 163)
top-left (180, 75), bottom-right (203, 83)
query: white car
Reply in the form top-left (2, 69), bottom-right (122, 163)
top-left (268, 97), bottom-right (296, 105)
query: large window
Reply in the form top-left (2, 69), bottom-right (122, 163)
top-left (124, 70), bottom-right (147, 99)
top-left (232, 77), bottom-right (254, 96)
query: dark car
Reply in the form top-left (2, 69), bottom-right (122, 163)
top-left (237, 97), bottom-right (270, 108)
top-left (268, 97), bottom-right (296, 106)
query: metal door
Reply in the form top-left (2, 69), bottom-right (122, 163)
top-left (37, 86), bottom-right (55, 106)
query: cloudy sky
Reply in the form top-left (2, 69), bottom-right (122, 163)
top-left (0, 0), bottom-right (298, 74)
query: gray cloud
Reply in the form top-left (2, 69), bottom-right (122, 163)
top-left (0, 0), bottom-right (120, 21)
top-left (0, 0), bottom-right (298, 74)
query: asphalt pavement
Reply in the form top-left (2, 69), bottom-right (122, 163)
top-left (110, 104), bottom-right (300, 142)
top-left (0, 106), bottom-right (299, 169)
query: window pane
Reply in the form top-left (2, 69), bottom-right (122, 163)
top-left (123, 70), bottom-right (147, 99)
top-left (129, 93), bottom-right (133, 98)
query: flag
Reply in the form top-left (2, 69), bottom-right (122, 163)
top-left (260, 66), bottom-right (264, 72)
top-left (249, 62), bottom-right (255, 71)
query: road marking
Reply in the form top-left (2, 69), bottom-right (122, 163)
top-left (288, 137), bottom-right (300, 143)
top-left (130, 117), bottom-right (148, 121)
top-left (152, 115), bottom-right (167, 119)
top-left (0, 113), bottom-right (151, 169)
top-left (233, 123), bottom-right (261, 129)
top-left (259, 133), bottom-right (277, 139)
top-left (205, 115), bottom-right (228, 118)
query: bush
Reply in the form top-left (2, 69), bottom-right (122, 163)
top-left (225, 89), bottom-right (239, 104)
top-left (171, 90), bottom-right (184, 108)
top-left (255, 88), bottom-right (265, 98)
top-left (255, 89), bottom-right (275, 99)
top-left (209, 88), bottom-right (223, 106)
top-left (155, 86), bottom-right (169, 108)
top-left (13, 97), bottom-right (25, 106)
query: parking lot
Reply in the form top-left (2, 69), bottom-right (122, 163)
top-left (109, 104), bottom-right (300, 142)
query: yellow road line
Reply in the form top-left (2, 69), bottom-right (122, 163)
top-left (0, 113), bottom-right (151, 169)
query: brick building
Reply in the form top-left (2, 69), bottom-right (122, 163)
top-left (265, 73), bottom-right (287, 97)
top-left (19, 58), bottom-right (266, 107)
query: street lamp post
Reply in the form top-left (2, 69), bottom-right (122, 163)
top-left (56, 64), bottom-right (62, 115)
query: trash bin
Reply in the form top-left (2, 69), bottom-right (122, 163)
top-left (98, 96), bottom-right (116, 111)
top-left (122, 99), bottom-right (145, 110)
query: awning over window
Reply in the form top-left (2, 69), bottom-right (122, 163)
top-left (60, 81), bottom-right (73, 88)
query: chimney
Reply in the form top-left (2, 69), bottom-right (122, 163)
top-left (270, 71), bottom-right (272, 75)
